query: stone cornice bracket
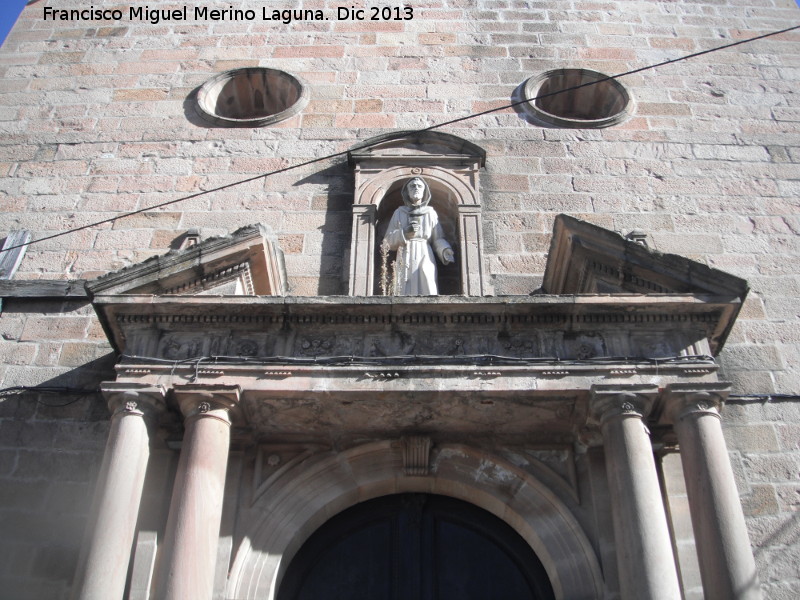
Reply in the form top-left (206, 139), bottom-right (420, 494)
top-left (588, 383), bottom-right (660, 427)
top-left (172, 384), bottom-right (242, 427)
top-left (663, 382), bottom-right (730, 424)
top-left (401, 435), bottom-right (433, 476)
top-left (101, 382), bottom-right (167, 421)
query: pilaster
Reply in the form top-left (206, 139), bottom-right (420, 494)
top-left (348, 204), bottom-right (376, 295)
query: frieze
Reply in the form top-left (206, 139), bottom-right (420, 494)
top-left (126, 323), bottom-right (704, 363)
top-left (587, 259), bottom-right (670, 293)
top-left (98, 295), bottom-right (735, 366)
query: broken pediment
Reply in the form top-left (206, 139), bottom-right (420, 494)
top-left (543, 215), bottom-right (749, 298)
top-left (86, 224), bottom-right (287, 298)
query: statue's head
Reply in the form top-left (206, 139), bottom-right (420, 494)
top-left (401, 177), bottom-right (431, 209)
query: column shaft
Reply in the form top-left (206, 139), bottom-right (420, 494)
top-left (71, 386), bottom-right (164, 600)
top-left (154, 387), bottom-right (239, 600)
top-left (591, 387), bottom-right (682, 600)
top-left (601, 413), bottom-right (683, 600)
top-left (674, 404), bottom-right (761, 600)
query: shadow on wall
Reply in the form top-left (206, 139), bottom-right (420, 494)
top-left (295, 162), bottom-right (354, 295)
top-left (0, 352), bottom-right (118, 596)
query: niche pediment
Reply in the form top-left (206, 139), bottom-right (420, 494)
top-left (348, 130), bottom-right (486, 167)
top-left (86, 224), bottom-right (287, 298)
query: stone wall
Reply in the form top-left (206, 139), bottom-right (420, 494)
top-left (723, 399), bottom-right (800, 600)
top-left (0, 0), bottom-right (798, 598)
top-left (1, 0), bottom-right (797, 391)
top-left (0, 300), bottom-right (110, 599)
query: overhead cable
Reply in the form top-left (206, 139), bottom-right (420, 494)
top-left (2, 24), bottom-right (798, 254)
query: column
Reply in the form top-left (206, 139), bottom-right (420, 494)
top-left (153, 385), bottom-right (240, 600)
top-left (70, 383), bottom-right (166, 600)
top-left (665, 384), bottom-right (761, 600)
top-left (590, 385), bottom-right (682, 600)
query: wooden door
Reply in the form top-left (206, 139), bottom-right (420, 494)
top-left (278, 494), bottom-right (555, 600)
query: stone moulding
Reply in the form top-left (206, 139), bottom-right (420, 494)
top-left (522, 68), bottom-right (635, 129)
top-left (195, 67), bottom-right (310, 128)
top-left (228, 441), bottom-right (604, 600)
top-left (89, 293), bottom-right (738, 443)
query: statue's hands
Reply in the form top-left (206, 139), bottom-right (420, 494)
top-left (404, 221), bottom-right (420, 238)
top-left (442, 248), bottom-right (455, 264)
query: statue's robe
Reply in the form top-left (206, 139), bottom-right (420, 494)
top-left (383, 205), bottom-right (452, 296)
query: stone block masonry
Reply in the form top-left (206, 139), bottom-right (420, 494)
top-left (0, 0), bottom-right (799, 598)
top-left (723, 399), bottom-right (800, 598)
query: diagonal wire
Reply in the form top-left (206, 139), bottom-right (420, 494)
top-left (2, 24), bottom-right (798, 253)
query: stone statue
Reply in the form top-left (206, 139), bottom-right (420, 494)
top-left (382, 177), bottom-right (454, 295)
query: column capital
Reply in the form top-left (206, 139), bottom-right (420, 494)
top-left (589, 383), bottom-right (659, 425)
top-left (101, 382), bottom-right (167, 420)
top-left (172, 384), bottom-right (241, 425)
top-left (663, 382), bottom-right (730, 423)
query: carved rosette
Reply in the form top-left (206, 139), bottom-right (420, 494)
top-left (663, 383), bottom-right (729, 424)
top-left (102, 383), bottom-right (167, 421)
top-left (172, 384), bottom-right (241, 426)
top-left (588, 384), bottom-right (659, 427)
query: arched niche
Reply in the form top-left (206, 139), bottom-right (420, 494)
top-left (226, 442), bottom-right (604, 600)
top-left (346, 132), bottom-right (491, 296)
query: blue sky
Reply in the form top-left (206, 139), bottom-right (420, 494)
top-left (0, 0), bottom-right (28, 47)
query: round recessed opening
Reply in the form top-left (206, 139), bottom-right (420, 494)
top-left (523, 68), bottom-right (633, 128)
top-left (196, 67), bottom-right (309, 127)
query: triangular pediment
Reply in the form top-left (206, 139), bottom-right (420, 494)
top-left (543, 215), bottom-right (749, 298)
top-left (86, 224), bottom-right (287, 298)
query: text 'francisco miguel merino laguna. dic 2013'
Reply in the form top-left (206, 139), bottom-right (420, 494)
top-left (42, 5), bottom-right (415, 24)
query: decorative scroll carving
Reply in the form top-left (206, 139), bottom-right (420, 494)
top-left (102, 383), bottom-right (167, 422)
top-left (662, 383), bottom-right (729, 424)
top-left (588, 384), bottom-right (659, 427)
top-left (172, 384), bottom-right (241, 425)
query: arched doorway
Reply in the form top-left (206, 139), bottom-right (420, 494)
top-left (277, 494), bottom-right (555, 600)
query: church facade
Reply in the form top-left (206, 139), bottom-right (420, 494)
top-left (0, 1), bottom-right (798, 599)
